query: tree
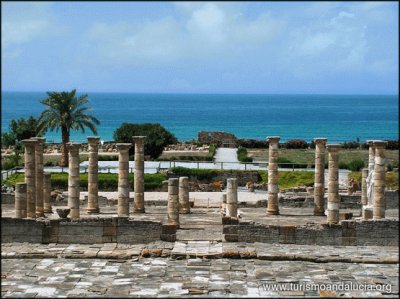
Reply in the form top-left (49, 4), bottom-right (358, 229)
top-left (114, 123), bottom-right (178, 159)
top-left (38, 89), bottom-right (100, 166)
top-left (1, 116), bottom-right (42, 147)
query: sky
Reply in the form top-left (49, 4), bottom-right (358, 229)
top-left (2, 1), bottom-right (399, 94)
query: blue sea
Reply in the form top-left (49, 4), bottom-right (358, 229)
top-left (1, 92), bottom-right (398, 143)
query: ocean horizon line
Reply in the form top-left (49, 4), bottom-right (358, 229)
top-left (2, 90), bottom-right (398, 97)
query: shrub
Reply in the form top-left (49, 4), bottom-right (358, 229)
top-left (98, 155), bottom-right (119, 161)
top-left (237, 147), bottom-right (253, 162)
top-left (4, 172), bottom-right (167, 191)
top-left (1, 116), bottom-right (43, 147)
top-left (284, 139), bottom-right (308, 149)
top-left (347, 159), bottom-right (365, 171)
top-left (171, 166), bottom-right (219, 181)
top-left (386, 140), bottom-right (399, 150)
top-left (207, 144), bottom-right (217, 160)
top-left (342, 140), bottom-right (360, 149)
top-left (237, 139), bottom-right (269, 148)
top-left (114, 123), bottom-right (177, 159)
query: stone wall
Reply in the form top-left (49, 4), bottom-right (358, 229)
top-left (198, 131), bottom-right (237, 147)
top-left (223, 218), bottom-right (399, 246)
top-left (1, 217), bottom-right (168, 244)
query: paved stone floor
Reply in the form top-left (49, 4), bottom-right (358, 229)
top-left (1, 242), bottom-right (399, 298)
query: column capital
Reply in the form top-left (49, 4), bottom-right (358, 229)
top-left (116, 143), bottom-right (132, 151)
top-left (67, 143), bottom-right (81, 151)
top-left (326, 144), bottom-right (341, 151)
top-left (132, 136), bottom-right (146, 143)
top-left (313, 138), bottom-right (327, 144)
top-left (267, 136), bottom-right (280, 143)
top-left (87, 136), bottom-right (100, 144)
top-left (22, 139), bottom-right (38, 147)
top-left (366, 140), bottom-right (379, 145)
top-left (31, 137), bottom-right (46, 145)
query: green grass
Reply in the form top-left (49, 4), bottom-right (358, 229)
top-left (248, 148), bottom-right (399, 166)
top-left (258, 170), bottom-right (315, 189)
top-left (237, 147), bottom-right (253, 162)
top-left (4, 172), bottom-right (167, 191)
top-left (348, 171), bottom-right (399, 190)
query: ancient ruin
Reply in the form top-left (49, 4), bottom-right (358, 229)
top-left (133, 136), bottom-right (145, 213)
top-left (266, 136), bottom-right (280, 215)
top-left (313, 138), bottom-right (327, 216)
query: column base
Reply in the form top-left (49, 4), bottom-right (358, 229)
top-left (87, 208), bottom-right (100, 214)
top-left (133, 208), bottom-right (145, 213)
top-left (69, 209), bottom-right (80, 219)
top-left (266, 209), bottom-right (279, 215)
top-left (35, 211), bottom-right (45, 217)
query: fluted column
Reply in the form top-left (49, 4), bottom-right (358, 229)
top-left (67, 143), bottom-right (81, 219)
top-left (313, 138), bottom-right (327, 216)
top-left (87, 136), bottom-right (100, 214)
top-left (117, 143), bottom-right (131, 216)
top-left (373, 141), bottom-right (386, 219)
top-left (266, 136), bottom-right (280, 215)
top-left (43, 173), bottom-right (52, 213)
top-left (226, 178), bottom-right (238, 218)
top-left (22, 139), bottom-right (37, 218)
top-left (32, 137), bottom-right (45, 217)
top-left (15, 182), bottom-right (27, 218)
top-left (326, 144), bottom-right (341, 224)
top-left (179, 176), bottom-right (190, 214)
top-left (167, 178), bottom-right (179, 226)
top-left (133, 136), bottom-right (146, 213)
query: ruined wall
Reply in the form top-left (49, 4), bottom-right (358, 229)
top-left (223, 218), bottom-right (399, 246)
top-left (198, 131), bottom-right (237, 147)
top-left (1, 217), bottom-right (172, 244)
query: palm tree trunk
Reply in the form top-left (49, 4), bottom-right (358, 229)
top-left (60, 126), bottom-right (69, 167)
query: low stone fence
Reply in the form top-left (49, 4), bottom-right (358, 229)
top-left (1, 217), bottom-right (179, 244)
top-left (223, 217), bottom-right (399, 246)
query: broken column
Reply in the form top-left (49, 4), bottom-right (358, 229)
top-left (87, 136), bottom-right (100, 214)
top-left (179, 176), bottom-right (190, 214)
top-left (226, 178), bottom-right (238, 218)
top-left (313, 138), bottom-right (327, 216)
top-left (133, 136), bottom-right (145, 213)
top-left (22, 139), bottom-right (37, 218)
top-left (117, 143), bottom-right (131, 216)
top-left (266, 136), bottom-right (280, 215)
top-left (15, 182), bottom-right (27, 218)
top-left (33, 137), bottom-right (45, 217)
top-left (43, 173), bottom-right (52, 213)
top-left (67, 143), bottom-right (81, 219)
top-left (373, 141), bottom-right (386, 219)
top-left (167, 178), bottom-right (179, 226)
top-left (326, 144), bottom-right (341, 224)
top-left (361, 168), bottom-right (368, 218)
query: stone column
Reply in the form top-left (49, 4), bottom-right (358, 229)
top-left (167, 178), bottom-right (179, 226)
top-left (22, 139), bottom-right (37, 218)
top-left (366, 140), bottom-right (376, 207)
top-left (32, 137), bottom-right (45, 217)
top-left (67, 143), bottom-right (81, 219)
top-left (326, 144), bottom-right (340, 224)
top-left (179, 176), bottom-right (190, 214)
top-left (313, 138), bottom-right (327, 216)
top-left (373, 141), bottom-right (386, 219)
top-left (87, 136), bottom-right (100, 214)
top-left (361, 168), bottom-right (368, 207)
top-left (43, 173), bottom-right (52, 213)
top-left (133, 136), bottom-right (145, 213)
top-left (266, 136), bottom-right (280, 215)
top-left (117, 143), bottom-right (131, 216)
top-left (226, 178), bottom-right (238, 218)
top-left (15, 182), bottom-right (27, 218)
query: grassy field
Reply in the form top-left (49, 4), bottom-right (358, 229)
top-left (248, 148), bottom-right (399, 166)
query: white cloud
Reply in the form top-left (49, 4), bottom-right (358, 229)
top-left (2, 2), bottom-right (56, 48)
top-left (83, 3), bottom-right (283, 67)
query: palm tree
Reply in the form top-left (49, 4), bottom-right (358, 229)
top-left (38, 89), bottom-right (100, 166)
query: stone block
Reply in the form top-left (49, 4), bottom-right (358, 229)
top-left (160, 234), bottom-right (176, 242)
top-left (222, 216), bottom-right (239, 225)
top-left (224, 234), bottom-right (238, 242)
top-left (162, 224), bottom-right (178, 234)
top-left (278, 225), bottom-right (296, 244)
top-left (223, 225), bottom-right (238, 235)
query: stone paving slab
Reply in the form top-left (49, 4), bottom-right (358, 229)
top-left (1, 257), bottom-right (398, 298)
top-left (2, 242), bottom-right (398, 264)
